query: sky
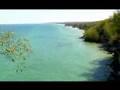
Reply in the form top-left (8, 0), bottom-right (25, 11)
top-left (0, 9), bottom-right (117, 24)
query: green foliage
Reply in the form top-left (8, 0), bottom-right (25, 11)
top-left (109, 33), bottom-right (120, 44)
top-left (84, 11), bottom-right (120, 59)
top-left (0, 32), bottom-right (32, 72)
top-left (112, 11), bottom-right (120, 33)
top-left (110, 11), bottom-right (120, 44)
top-left (84, 11), bottom-right (120, 45)
top-left (84, 26), bottom-right (100, 42)
top-left (103, 19), bottom-right (113, 39)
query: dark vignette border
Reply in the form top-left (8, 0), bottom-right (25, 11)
top-left (0, 0), bottom-right (120, 9)
top-left (0, 81), bottom-right (120, 89)
top-left (0, 0), bottom-right (120, 89)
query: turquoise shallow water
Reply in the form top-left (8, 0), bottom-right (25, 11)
top-left (0, 24), bottom-right (112, 81)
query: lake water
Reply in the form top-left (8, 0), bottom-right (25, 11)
top-left (0, 24), bottom-right (112, 81)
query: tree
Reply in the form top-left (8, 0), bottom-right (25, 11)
top-left (84, 26), bottom-right (100, 42)
top-left (0, 32), bottom-right (32, 72)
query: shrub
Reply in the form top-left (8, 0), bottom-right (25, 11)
top-left (84, 26), bottom-right (100, 42)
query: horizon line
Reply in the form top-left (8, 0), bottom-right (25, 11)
top-left (0, 19), bottom-right (105, 24)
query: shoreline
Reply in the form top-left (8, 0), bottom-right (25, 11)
top-left (64, 23), bottom-right (118, 81)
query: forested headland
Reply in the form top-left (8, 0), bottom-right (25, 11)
top-left (65, 11), bottom-right (120, 80)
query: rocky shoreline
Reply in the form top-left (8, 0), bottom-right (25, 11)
top-left (63, 21), bottom-right (98, 30)
top-left (64, 23), bottom-right (120, 81)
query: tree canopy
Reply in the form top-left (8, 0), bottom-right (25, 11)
top-left (0, 32), bottom-right (32, 72)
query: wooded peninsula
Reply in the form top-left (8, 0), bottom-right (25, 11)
top-left (64, 11), bottom-right (120, 81)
